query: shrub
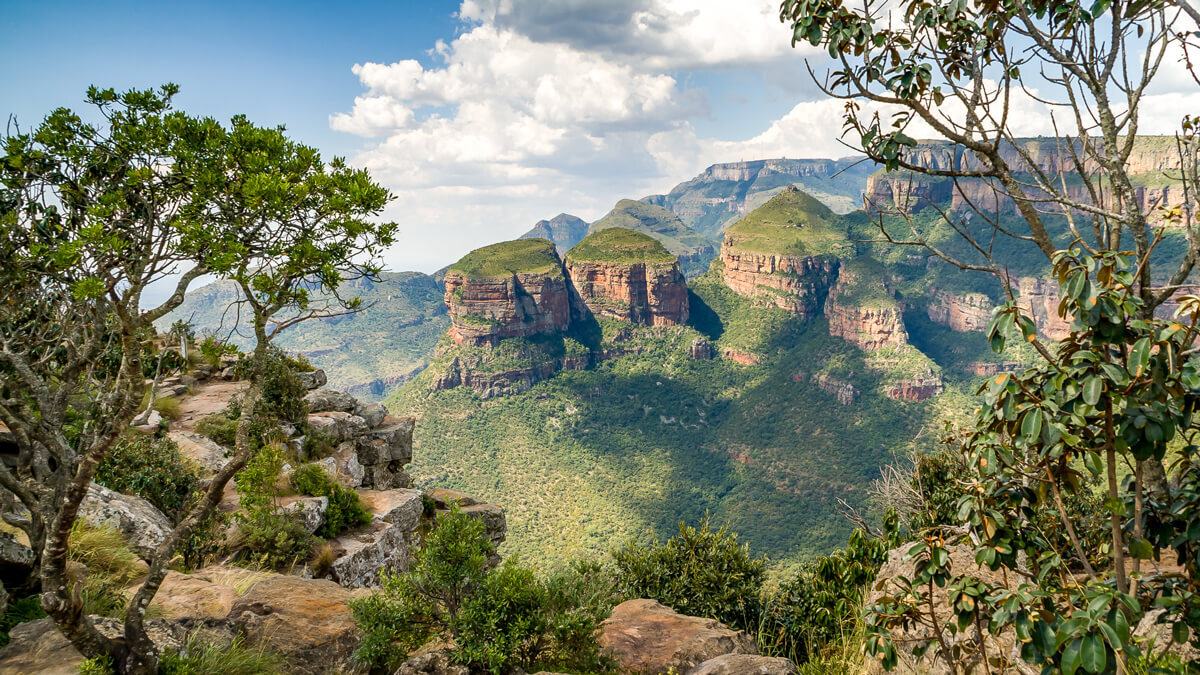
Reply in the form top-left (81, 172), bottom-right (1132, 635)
top-left (234, 347), bottom-right (308, 427)
top-left (153, 395), bottom-right (183, 421)
top-left (195, 413), bottom-right (238, 448)
top-left (158, 634), bottom-right (284, 675)
top-left (198, 334), bottom-right (238, 370)
top-left (454, 559), bottom-right (547, 673)
top-left (77, 654), bottom-right (115, 674)
top-left (235, 513), bottom-right (315, 571)
top-left (289, 464), bottom-right (371, 538)
top-left (526, 559), bottom-right (619, 673)
top-left (95, 434), bottom-right (200, 523)
top-left (612, 515), bottom-right (766, 631)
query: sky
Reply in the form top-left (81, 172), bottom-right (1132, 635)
top-left (4, 0), bottom-right (1198, 274)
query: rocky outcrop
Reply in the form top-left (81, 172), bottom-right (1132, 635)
top-left (720, 247), bottom-right (839, 318)
top-left (328, 488), bottom-right (423, 588)
top-left (432, 352), bottom-right (589, 399)
top-left (799, 372), bottom-right (857, 405)
top-left (690, 654), bottom-right (799, 675)
top-left (690, 337), bottom-right (713, 360)
top-left (0, 617), bottom-right (196, 675)
top-left (599, 599), bottom-right (758, 675)
top-left (566, 260), bottom-right (689, 326)
top-left (79, 483), bottom-right (173, 561)
top-left (883, 376), bottom-right (945, 402)
top-left (824, 261), bottom-right (908, 351)
top-left (1013, 275), bottom-right (1071, 340)
top-left (230, 575), bottom-right (359, 672)
top-left (926, 288), bottom-right (993, 333)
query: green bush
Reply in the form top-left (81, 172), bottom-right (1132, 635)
top-left (0, 596), bottom-right (46, 647)
top-left (195, 413), bottom-right (238, 448)
top-left (289, 464), bottom-right (371, 538)
top-left (612, 515), bottom-right (766, 631)
top-left (95, 434), bottom-right (200, 523)
top-left (454, 560), bottom-right (546, 673)
top-left (198, 334), bottom-right (238, 370)
top-left (528, 559), bottom-right (619, 673)
top-left (76, 654), bottom-right (115, 674)
top-left (234, 347), bottom-right (308, 427)
top-left (236, 513), bottom-right (315, 571)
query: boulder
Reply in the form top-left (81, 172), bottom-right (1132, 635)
top-left (307, 411), bottom-right (369, 443)
top-left (318, 442), bottom-right (365, 488)
top-left (297, 369), bottom-right (327, 390)
top-left (79, 483), bottom-right (173, 561)
top-left (0, 616), bottom-right (193, 675)
top-left (357, 417), bottom-right (415, 490)
top-left (328, 489), bottom-right (423, 588)
top-left (461, 503), bottom-right (507, 549)
top-left (599, 599), bottom-right (757, 675)
top-left (355, 401), bottom-right (389, 429)
top-left (133, 409), bottom-right (164, 433)
top-left (304, 388), bottom-right (358, 414)
top-left (137, 569), bottom-right (238, 620)
top-left (230, 575), bottom-right (358, 673)
top-left (281, 496), bottom-right (329, 535)
top-left (688, 654), bottom-right (798, 674)
top-left (394, 644), bottom-right (470, 675)
top-left (168, 431), bottom-right (229, 474)
top-left (360, 488), bottom-right (424, 530)
top-left (1134, 609), bottom-right (1200, 663)
top-left (425, 487), bottom-right (477, 509)
top-left (0, 530), bottom-right (33, 572)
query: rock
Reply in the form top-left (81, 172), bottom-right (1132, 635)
top-left (319, 442), bottom-right (365, 488)
top-left (688, 654), bottom-right (798, 674)
top-left (520, 213), bottom-right (591, 255)
top-left (304, 388), bottom-right (358, 414)
top-left (133, 409), bottom-right (164, 433)
top-left (219, 367), bottom-right (236, 380)
top-left (355, 401), bottom-right (389, 428)
top-left (357, 417), bottom-right (415, 489)
top-left (168, 431), bottom-right (229, 474)
top-left (230, 575), bottom-right (358, 673)
top-left (394, 643), bottom-right (470, 675)
top-left (689, 337), bottom-right (712, 360)
top-left (599, 599), bottom-right (757, 674)
top-left (865, 542), bottom-right (1035, 674)
top-left (425, 487), bottom-right (477, 509)
top-left (460, 503), bottom-right (506, 549)
top-left (307, 411), bottom-right (369, 443)
top-left (281, 496), bottom-right (329, 534)
top-left (564, 229), bottom-right (690, 326)
top-left (927, 287), bottom-right (993, 333)
top-left (137, 569), bottom-right (238, 620)
top-left (179, 374), bottom-right (198, 388)
top-left (0, 530), bottom-right (33, 571)
top-left (361, 489), bottom-right (424, 530)
top-left (328, 520), bottom-right (418, 589)
top-left (1134, 609), bottom-right (1200, 663)
top-left (297, 369), bottom-right (327, 390)
top-left (79, 483), bottom-right (173, 561)
top-left (0, 616), bottom-right (192, 675)
top-left (824, 259), bottom-right (909, 352)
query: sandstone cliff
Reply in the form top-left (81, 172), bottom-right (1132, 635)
top-left (719, 187), bottom-right (848, 317)
top-left (824, 259), bottom-right (908, 351)
top-left (443, 239), bottom-right (571, 347)
top-left (926, 287), bottom-right (993, 333)
top-left (565, 228), bottom-right (689, 326)
top-left (589, 199), bottom-right (716, 277)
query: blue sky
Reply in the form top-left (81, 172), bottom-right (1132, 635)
top-left (5, 1), bottom-right (1197, 274)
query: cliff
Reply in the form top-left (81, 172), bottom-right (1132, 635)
top-left (589, 199), bottom-right (716, 277)
top-left (926, 288), bottom-right (993, 333)
top-left (719, 187), bottom-right (848, 318)
top-left (443, 239), bottom-right (571, 347)
top-left (824, 259), bottom-right (908, 351)
top-left (565, 228), bottom-right (689, 326)
top-left (519, 213), bottom-right (590, 254)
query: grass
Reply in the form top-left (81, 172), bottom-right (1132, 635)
top-left (195, 413), bottom-right (238, 447)
top-left (589, 200), bottom-right (715, 275)
top-left (68, 520), bottom-right (144, 618)
top-left (159, 633), bottom-right (285, 675)
top-left (447, 238), bottom-right (564, 279)
top-left (723, 187), bottom-right (851, 257)
top-left (565, 227), bottom-right (677, 265)
top-left (830, 257), bottom-right (900, 311)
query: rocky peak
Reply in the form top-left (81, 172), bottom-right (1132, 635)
top-left (565, 228), bottom-right (689, 326)
top-left (589, 199), bottom-right (716, 277)
top-left (519, 213), bottom-right (590, 254)
top-left (824, 258), bottom-right (909, 351)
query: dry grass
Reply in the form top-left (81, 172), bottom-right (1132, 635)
top-left (311, 542), bottom-right (336, 579)
top-left (202, 566), bottom-right (272, 596)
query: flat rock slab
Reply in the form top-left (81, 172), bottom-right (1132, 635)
top-left (688, 654), bottom-right (798, 675)
top-left (230, 575), bottom-right (357, 673)
top-left (172, 381), bottom-right (247, 433)
top-left (599, 599), bottom-right (757, 675)
top-left (168, 431), bottom-right (229, 475)
top-left (0, 617), bottom-right (192, 675)
top-left (135, 569), bottom-right (239, 620)
top-left (79, 483), bottom-right (173, 561)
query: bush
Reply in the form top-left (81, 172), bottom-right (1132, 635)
top-left (289, 464), bottom-right (371, 538)
top-left (68, 520), bottom-right (143, 617)
top-left (0, 596), bottom-right (46, 647)
top-left (158, 634), bottom-right (284, 675)
top-left (198, 334), bottom-right (238, 370)
top-left (234, 347), bottom-right (308, 427)
top-left (612, 515), bottom-right (766, 631)
top-left (195, 413), bottom-right (238, 448)
top-left (77, 654), bottom-right (115, 674)
top-left (95, 434), bottom-right (200, 523)
top-left (235, 513), bottom-right (315, 571)
top-left (454, 560), bottom-right (547, 673)
top-left (527, 559), bottom-right (619, 673)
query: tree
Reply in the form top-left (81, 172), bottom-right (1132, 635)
top-left (0, 85), bottom-right (395, 673)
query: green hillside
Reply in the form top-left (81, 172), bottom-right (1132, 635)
top-left (447, 238), bottom-right (564, 279)
top-left (163, 272), bottom-right (448, 399)
top-left (386, 266), bottom-right (1023, 570)
top-left (589, 200), bottom-right (716, 276)
top-left (723, 187), bottom-right (851, 257)
top-left (565, 227), bottom-right (676, 265)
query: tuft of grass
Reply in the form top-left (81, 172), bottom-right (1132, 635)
top-left (68, 520), bottom-right (144, 618)
top-left (203, 567), bottom-right (271, 596)
top-left (153, 395), bottom-right (183, 421)
top-left (195, 413), bottom-right (238, 447)
top-left (159, 633), bottom-right (285, 675)
top-left (311, 542), bottom-right (336, 579)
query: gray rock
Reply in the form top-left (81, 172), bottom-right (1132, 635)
top-left (133, 409), bottom-right (164, 431)
top-left (355, 401), bottom-right (389, 428)
top-left (461, 503), bottom-right (507, 548)
top-left (168, 431), bottom-right (229, 474)
top-left (318, 443), bottom-right (365, 488)
top-left (219, 367), bottom-right (236, 380)
top-left (307, 412), bottom-right (369, 443)
top-left (329, 520), bottom-right (417, 589)
top-left (304, 388), bottom-right (358, 414)
top-left (80, 483), bottom-right (173, 560)
top-left (372, 489), bottom-right (424, 531)
top-left (355, 417), bottom-right (413, 465)
top-left (394, 645), bottom-right (470, 675)
top-left (0, 530), bottom-right (34, 569)
top-left (297, 369), bottom-right (327, 390)
top-left (688, 655), bottom-right (798, 675)
top-left (281, 496), bottom-right (329, 535)
top-left (0, 616), bottom-right (198, 675)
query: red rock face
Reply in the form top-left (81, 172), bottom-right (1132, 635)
top-left (444, 270), bottom-right (571, 347)
top-left (926, 288), bottom-right (993, 333)
top-left (824, 270), bottom-right (908, 352)
top-left (883, 376), bottom-right (944, 402)
top-left (565, 260), bottom-right (689, 326)
top-left (719, 239), bottom-right (839, 318)
top-left (1012, 276), bottom-right (1072, 340)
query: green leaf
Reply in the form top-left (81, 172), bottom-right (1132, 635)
top-left (1129, 536), bottom-right (1154, 559)
top-left (1021, 409), bottom-right (1043, 442)
top-left (1080, 633), bottom-right (1105, 672)
top-left (1062, 637), bottom-right (1082, 675)
top-left (1083, 376), bottom-right (1103, 406)
top-left (1173, 621), bottom-right (1189, 644)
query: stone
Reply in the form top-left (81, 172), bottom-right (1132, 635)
top-left (425, 487), bottom-right (477, 509)
top-left (356, 416), bottom-right (414, 465)
top-left (355, 401), bottom-right (389, 428)
top-left (688, 654), bottom-right (798, 674)
top-left (824, 260), bottom-right (908, 352)
top-left (0, 530), bottom-right (33, 571)
top-left (689, 337), bottom-right (712, 360)
top-left (564, 242), bottom-right (689, 326)
top-left (80, 483), bottom-right (173, 561)
top-left (219, 367), bottom-right (236, 380)
top-left (460, 503), bottom-right (506, 548)
top-left (136, 569), bottom-right (238, 620)
top-left (133, 409), bottom-right (164, 433)
top-left (1134, 609), bottom-right (1200, 663)
top-left (0, 617), bottom-right (191, 675)
top-left (394, 644), bottom-right (470, 675)
top-left (328, 520), bottom-right (418, 589)
top-left (281, 496), bottom-right (329, 534)
top-left (599, 600), bottom-right (757, 675)
top-left (297, 369), bottom-right (327, 390)
top-left (230, 575), bottom-right (358, 673)
top-left (318, 442), bottom-right (365, 487)
top-left (168, 431), bottom-right (229, 474)
top-left (360, 488), bottom-right (424, 530)
top-left (720, 245), bottom-right (839, 319)
top-left (307, 411), bottom-right (369, 443)
top-left (304, 388), bottom-right (358, 414)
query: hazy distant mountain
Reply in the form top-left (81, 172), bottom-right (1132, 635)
top-left (644, 157), bottom-right (875, 239)
top-left (163, 271), bottom-right (449, 400)
top-left (589, 199), bottom-right (716, 276)
top-left (519, 213), bottom-right (590, 254)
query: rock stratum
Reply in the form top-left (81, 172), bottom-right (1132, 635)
top-left (565, 228), bottom-right (689, 326)
top-left (590, 199), bottom-right (716, 277)
top-left (824, 259), bottom-right (908, 352)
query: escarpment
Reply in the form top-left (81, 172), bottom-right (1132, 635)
top-left (565, 228), bottom-right (689, 326)
top-left (719, 187), bottom-right (847, 318)
top-left (824, 259), bottom-right (908, 352)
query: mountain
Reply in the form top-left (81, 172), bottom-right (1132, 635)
top-left (163, 271), bottom-right (449, 400)
top-left (589, 199), bottom-right (717, 277)
top-left (644, 157), bottom-right (876, 238)
top-left (386, 187), bottom-right (1035, 569)
top-left (519, 213), bottom-right (591, 254)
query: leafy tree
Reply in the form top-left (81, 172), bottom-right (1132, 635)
top-left (0, 85), bottom-right (395, 673)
